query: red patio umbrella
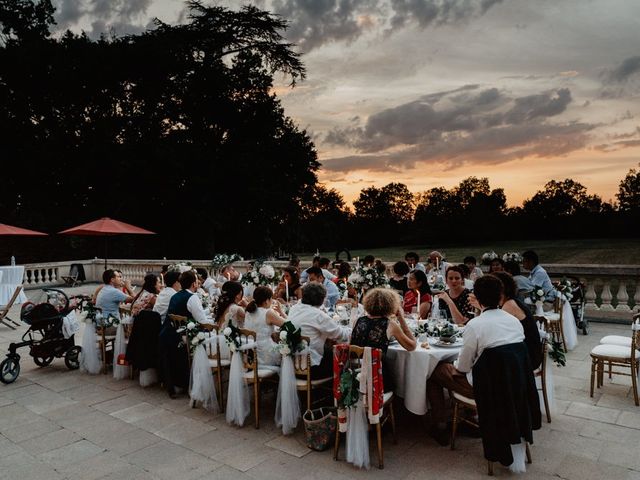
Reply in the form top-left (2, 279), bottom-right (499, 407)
top-left (0, 223), bottom-right (47, 236)
top-left (59, 217), bottom-right (155, 269)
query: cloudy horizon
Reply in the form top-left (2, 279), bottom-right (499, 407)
top-left (51, 0), bottom-right (640, 206)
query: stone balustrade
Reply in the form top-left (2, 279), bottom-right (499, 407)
top-left (20, 258), bottom-right (639, 320)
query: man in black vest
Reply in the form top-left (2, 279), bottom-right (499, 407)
top-left (166, 270), bottom-right (212, 325)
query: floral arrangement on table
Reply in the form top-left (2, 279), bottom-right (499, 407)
top-left (529, 285), bottom-right (546, 303)
top-left (210, 253), bottom-right (243, 274)
top-left (223, 319), bottom-right (242, 352)
top-left (197, 291), bottom-right (212, 310)
top-left (241, 262), bottom-right (277, 287)
top-left (348, 264), bottom-right (389, 293)
top-left (555, 278), bottom-right (573, 302)
top-left (273, 321), bottom-right (305, 357)
top-left (335, 277), bottom-right (352, 296)
top-left (167, 261), bottom-right (194, 273)
top-left (82, 302), bottom-right (119, 328)
top-left (502, 252), bottom-right (523, 263)
top-left (481, 251), bottom-right (498, 265)
top-left (183, 320), bottom-right (207, 353)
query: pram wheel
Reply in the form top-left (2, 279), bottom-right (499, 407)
top-left (33, 356), bottom-right (54, 367)
top-left (65, 346), bottom-right (81, 370)
top-left (0, 355), bottom-right (20, 384)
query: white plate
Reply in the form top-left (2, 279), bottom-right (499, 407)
top-left (433, 339), bottom-right (463, 348)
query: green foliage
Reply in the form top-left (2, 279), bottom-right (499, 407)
top-left (549, 340), bottom-right (566, 367)
top-left (617, 163), bottom-right (640, 211)
top-left (338, 368), bottom-right (359, 409)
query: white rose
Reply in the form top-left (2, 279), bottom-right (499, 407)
top-left (537, 289), bottom-right (544, 296)
top-left (197, 332), bottom-right (205, 340)
top-left (187, 322), bottom-right (196, 330)
top-left (229, 344), bottom-right (236, 352)
top-left (191, 337), bottom-right (199, 345)
top-left (179, 265), bottom-right (191, 273)
top-left (259, 265), bottom-right (275, 279)
top-left (223, 327), bottom-right (232, 336)
top-left (253, 277), bottom-right (260, 284)
top-left (366, 274), bottom-right (372, 280)
top-left (281, 345), bottom-right (291, 356)
top-left (280, 330), bottom-right (288, 340)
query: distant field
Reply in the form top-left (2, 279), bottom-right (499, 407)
top-left (301, 238), bottom-right (640, 264)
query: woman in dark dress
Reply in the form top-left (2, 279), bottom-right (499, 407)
top-left (389, 261), bottom-right (410, 295)
top-left (436, 265), bottom-right (473, 325)
top-left (351, 288), bottom-right (416, 391)
top-left (275, 266), bottom-right (302, 303)
top-left (492, 271), bottom-right (542, 370)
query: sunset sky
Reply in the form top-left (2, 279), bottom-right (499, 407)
top-left (52, 0), bottom-right (640, 206)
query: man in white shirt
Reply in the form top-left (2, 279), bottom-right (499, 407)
top-left (166, 271), bottom-right (213, 325)
top-left (153, 271), bottom-right (181, 320)
top-left (426, 275), bottom-right (524, 444)
top-left (288, 282), bottom-right (351, 379)
top-left (300, 256), bottom-right (336, 284)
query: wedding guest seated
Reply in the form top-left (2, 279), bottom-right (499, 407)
top-left (153, 270), bottom-right (180, 320)
top-left (288, 283), bottom-right (351, 379)
top-left (300, 256), bottom-right (336, 283)
top-left (522, 250), bottom-right (555, 305)
top-left (306, 266), bottom-right (340, 310)
top-left (332, 261), bottom-right (352, 285)
top-left (93, 269), bottom-right (135, 304)
top-left (318, 257), bottom-right (337, 280)
top-left (288, 255), bottom-right (301, 274)
top-left (504, 261), bottom-right (534, 300)
top-left (196, 268), bottom-right (219, 298)
top-left (96, 269), bottom-right (135, 321)
top-left (362, 255), bottom-right (375, 267)
top-left (214, 281), bottom-right (247, 328)
top-left (216, 264), bottom-right (240, 284)
top-left (458, 263), bottom-right (475, 290)
top-left (275, 266), bottom-right (303, 303)
top-left (131, 273), bottom-right (162, 317)
top-left (435, 266), bottom-right (473, 325)
top-left (389, 261), bottom-right (410, 295)
top-left (463, 256), bottom-right (483, 281)
top-left (405, 252), bottom-right (426, 272)
top-left (426, 275), bottom-right (525, 444)
top-left (491, 272), bottom-right (542, 370)
top-left (428, 251), bottom-right (451, 273)
top-left (351, 288), bottom-right (416, 392)
top-left (244, 286), bottom-right (287, 367)
top-left (488, 258), bottom-right (505, 273)
top-left (167, 271), bottom-right (213, 325)
top-left (403, 270), bottom-right (432, 318)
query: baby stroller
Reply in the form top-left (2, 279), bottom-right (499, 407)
top-left (565, 276), bottom-right (588, 335)
top-left (0, 289), bottom-right (83, 384)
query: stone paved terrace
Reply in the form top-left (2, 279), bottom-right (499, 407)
top-left (1, 286), bottom-right (639, 480)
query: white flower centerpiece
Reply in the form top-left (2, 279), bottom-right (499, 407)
top-left (481, 251), bottom-right (498, 265)
top-left (210, 253), bottom-right (243, 274)
top-left (502, 252), bottom-right (523, 263)
top-left (348, 263), bottom-right (389, 297)
top-left (530, 285), bottom-right (546, 315)
top-left (241, 261), bottom-right (278, 288)
top-left (556, 278), bottom-right (573, 302)
top-left (167, 261), bottom-right (194, 273)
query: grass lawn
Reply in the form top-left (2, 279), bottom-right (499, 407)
top-left (302, 238), bottom-right (640, 264)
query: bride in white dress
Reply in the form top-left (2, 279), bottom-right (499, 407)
top-left (243, 286), bottom-right (287, 367)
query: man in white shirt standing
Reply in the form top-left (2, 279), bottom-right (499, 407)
top-left (153, 270), bottom-right (181, 320)
top-left (426, 275), bottom-right (524, 444)
top-left (288, 283), bottom-right (351, 379)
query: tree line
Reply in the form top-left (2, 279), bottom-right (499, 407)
top-left (0, 1), bottom-right (638, 263)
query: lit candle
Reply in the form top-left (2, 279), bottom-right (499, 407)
top-left (416, 289), bottom-right (421, 319)
top-left (436, 257), bottom-right (439, 271)
top-left (285, 279), bottom-right (289, 302)
top-left (342, 278), bottom-right (348, 300)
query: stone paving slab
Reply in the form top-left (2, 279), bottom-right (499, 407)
top-left (0, 286), bottom-right (639, 479)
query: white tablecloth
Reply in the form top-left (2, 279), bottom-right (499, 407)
top-left (0, 266), bottom-right (27, 305)
top-left (386, 342), bottom-right (461, 415)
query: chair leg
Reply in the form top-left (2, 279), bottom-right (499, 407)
top-left (488, 461), bottom-right (494, 476)
top-left (631, 364), bottom-right (639, 407)
top-left (376, 422), bottom-right (384, 469)
top-left (217, 367), bottom-right (225, 413)
top-left (307, 388), bottom-right (311, 412)
top-left (333, 418), bottom-right (341, 460)
top-left (0, 319), bottom-right (16, 330)
top-left (389, 401), bottom-right (397, 444)
top-left (590, 359), bottom-right (595, 398)
top-left (608, 361), bottom-right (612, 379)
top-left (526, 443), bottom-right (532, 464)
top-left (450, 401), bottom-right (459, 450)
top-left (598, 360), bottom-right (604, 388)
top-left (541, 376), bottom-right (551, 423)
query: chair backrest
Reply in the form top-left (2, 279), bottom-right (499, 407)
top-left (238, 328), bottom-right (258, 371)
top-left (201, 323), bottom-right (222, 360)
top-left (293, 335), bottom-right (311, 375)
top-left (168, 313), bottom-right (189, 328)
top-left (0, 285), bottom-right (23, 316)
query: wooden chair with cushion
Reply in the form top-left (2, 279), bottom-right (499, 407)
top-left (333, 344), bottom-right (396, 469)
top-left (0, 286), bottom-right (22, 329)
top-left (294, 335), bottom-right (333, 411)
top-left (238, 328), bottom-right (278, 429)
top-left (590, 315), bottom-right (640, 406)
top-left (201, 323), bottom-right (231, 411)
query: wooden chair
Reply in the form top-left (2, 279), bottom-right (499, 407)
top-left (533, 315), bottom-right (552, 423)
top-left (201, 323), bottom-right (231, 411)
top-left (294, 335), bottom-right (333, 411)
top-left (590, 317), bottom-right (640, 406)
top-left (238, 328), bottom-right (278, 429)
top-left (545, 297), bottom-right (566, 352)
top-left (450, 392), bottom-right (532, 475)
top-left (0, 286), bottom-right (22, 329)
top-left (95, 323), bottom-right (117, 374)
top-left (333, 345), bottom-right (397, 469)
top-left (168, 314), bottom-right (192, 369)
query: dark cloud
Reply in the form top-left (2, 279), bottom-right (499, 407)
top-left (605, 56), bottom-right (640, 83)
top-left (389, 0), bottom-right (503, 30)
top-left (53, 0), bottom-right (152, 37)
top-left (323, 86), bottom-right (595, 172)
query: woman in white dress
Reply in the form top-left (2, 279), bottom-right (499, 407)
top-left (214, 281), bottom-right (247, 329)
top-left (243, 286), bottom-right (287, 367)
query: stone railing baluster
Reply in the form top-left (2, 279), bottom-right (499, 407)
top-left (616, 281), bottom-right (630, 312)
top-left (585, 278), bottom-right (598, 311)
top-left (600, 279), bottom-right (614, 311)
